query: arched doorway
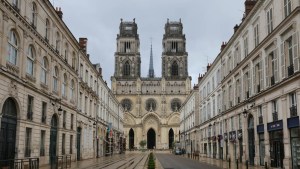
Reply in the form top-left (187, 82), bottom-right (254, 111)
top-left (0, 98), bottom-right (17, 160)
top-left (50, 115), bottom-right (58, 168)
top-left (248, 115), bottom-right (255, 165)
top-left (147, 128), bottom-right (156, 149)
top-left (129, 128), bottom-right (134, 150)
top-left (169, 128), bottom-right (174, 149)
top-left (77, 127), bottom-right (81, 160)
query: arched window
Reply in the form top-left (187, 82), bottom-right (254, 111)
top-left (171, 61), bottom-right (179, 76)
top-left (62, 74), bottom-right (67, 97)
top-left (7, 30), bottom-right (18, 65)
top-left (45, 19), bottom-right (50, 41)
top-left (123, 61), bottom-right (130, 76)
top-left (31, 2), bottom-right (37, 26)
top-left (26, 45), bottom-right (35, 76)
top-left (53, 67), bottom-right (59, 92)
top-left (70, 80), bottom-right (75, 100)
top-left (41, 57), bottom-right (48, 84)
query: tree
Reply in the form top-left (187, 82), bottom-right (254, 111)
top-left (139, 140), bottom-right (147, 149)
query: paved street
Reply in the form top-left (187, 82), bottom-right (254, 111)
top-left (156, 153), bottom-right (221, 169)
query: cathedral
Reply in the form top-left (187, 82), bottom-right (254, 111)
top-left (111, 19), bottom-right (191, 149)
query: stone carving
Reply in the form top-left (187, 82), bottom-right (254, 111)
top-left (9, 80), bottom-right (18, 97)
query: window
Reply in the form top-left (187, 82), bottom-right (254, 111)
top-left (254, 24), bottom-right (259, 47)
top-left (41, 57), bottom-right (48, 84)
top-left (41, 102), bottom-right (47, 123)
top-left (258, 105), bottom-right (263, 124)
top-left (25, 128), bottom-right (32, 157)
top-left (171, 41), bottom-right (178, 52)
top-left (62, 74), bottom-right (67, 97)
top-left (272, 100), bottom-right (278, 121)
top-left (90, 76), bottom-right (93, 88)
top-left (290, 92), bottom-right (297, 117)
top-left (40, 130), bottom-right (45, 156)
top-left (53, 67), bottom-right (58, 92)
top-left (55, 32), bottom-right (60, 53)
top-left (123, 61), bottom-right (130, 76)
top-left (85, 96), bottom-right (88, 114)
top-left (171, 61), bottom-right (179, 76)
top-left (12, 0), bottom-right (19, 8)
top-left (70, 80), bottom-right (75, 100)
top-left (266, 51), bottom-right (278, 86)
top-left (27, 95), bottom-right (34, 120)
top-left (124, 42), bottom-right (131, 53)
top-left (267, 8), bottom-right (273, 34)
top-left (71, 114), bottom-right (74, 130)
top-left (62, 133), bottom-right (65, 155)
top-left (243, 71), bottom-right (251, 99)
top-left (63, 110), bottom-right (66, 129)
top-left (72, 53), bottom-right (76, 69)
top-left (235, 79), bottom-right (241, 104)
top-left (7, 30), bottom-right (18, 65)
top-left (26, 45), bottom-right (35, 76)
top-left (70, 135), bottom-right (73, 154)
top-left (64, 43), bottom-right (68, 61)
top-left (253, 59), bottom-right (263, 93)
top-left (284, 0), bottom-right (292, 17)
top-left (231, 116), bottom-right (234, 131)
top-left (243, 37), bottom-right (249, 57)
top-left (121, 99), bottom-right (132, 111)
top-left (80, 64), bottom-right (83, 78)
top-left (79, 92), bottom-right (82, 110)
top-left (234, 46), bottom-right (241, 66)
top-left (31, 3), bottom-right (37, 27)
top-left (146, 98), bottom-right (156, 112)
top-left (171, 99), bottom-right (181, 112)
top-left (85, 70), bottom-right (88, 82)
top-left (239, 114), bottom-right (242, 129)
top-left (45, 19), bottom-right (50, 41)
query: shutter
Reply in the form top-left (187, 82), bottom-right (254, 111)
top-left (265, 56), bottom-right (269, 88)
top-left (280, 43), bottom-right (286, 79)
top-left (274, 48), bottom-right (279, 82)
top-left (260, 60), bottom-right (264, 90)
top-left (292, 32), bottom-right (299, 72)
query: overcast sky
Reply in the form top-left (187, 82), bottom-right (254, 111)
top-left (52, 0), bottom-right (245, 87)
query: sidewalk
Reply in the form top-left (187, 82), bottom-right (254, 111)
top-left (182, 154), bottom-right (266, 169)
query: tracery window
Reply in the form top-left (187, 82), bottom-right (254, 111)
top-left (171, 61), bottom-right (179, 76)
top-left (123, 61), bottom-right (130, 76)
top-left (146, 99), bottom-right (156, 112)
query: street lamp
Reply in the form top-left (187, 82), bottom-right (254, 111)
top-left (242, 109), bottom-right (248, 118)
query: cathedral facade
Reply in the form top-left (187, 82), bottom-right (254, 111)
top-left (111, 19), bottom-right (191, 149)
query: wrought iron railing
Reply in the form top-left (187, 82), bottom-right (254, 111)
top-left (272, 112), bottom-right (278, 121)
top-left (288, 64), bottom-right (294, 76)
top-left (0, 158), bottom-right (39, 169)
top-left (290, 105), bottom-right (298, 117)
top-left (258, 116), bottom-right (263, 124)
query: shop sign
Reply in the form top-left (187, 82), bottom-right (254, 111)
top-left (287, 116), bottom-right (299, 128)
top-left (267, 120), bottom-right (283, 132)
top-left (257, 124), bottom-right (264, 133)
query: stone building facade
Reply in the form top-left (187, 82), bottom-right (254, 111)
top-left (181, 0), bottom-right (300, 169)
top-left (111, 19), bottom-right (191, 150)
top-left (0, 0), bottom-right (123, 167)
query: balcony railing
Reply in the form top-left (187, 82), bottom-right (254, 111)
top-left (270, 76), bottom-right (275, 86)
top-left (272, 112), bottom-right (278, 121)
top-left (288, 64), bottom-right (294, 76)
top-left (258, 116), bottom-right (263, 124)
top-left (290, 105), bottom-right (298, 117)
top-left (0, 158), bottom-right (39, 169)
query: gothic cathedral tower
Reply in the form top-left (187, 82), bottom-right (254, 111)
top-left (114, 19), bottom-right (141, 79)
top-left (162, 19), bottom-right (188, 79)
top-left (112, 19), bottom-right (191, 150)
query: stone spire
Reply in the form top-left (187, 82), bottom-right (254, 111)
top-left (148, 41), bottom-right (155, 78)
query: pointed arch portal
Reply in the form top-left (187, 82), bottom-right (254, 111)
top-left (129, 128), bottom-right (134, 149)
top-left (169, 128), bottom-right (174, 149)
top-left (147, 128), bottom-right (156, 149)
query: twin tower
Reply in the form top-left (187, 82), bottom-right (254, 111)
top-left (113, 19), bottom-right (189, 80)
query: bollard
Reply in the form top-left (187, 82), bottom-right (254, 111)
top-left (265, 162), bottom-right (268, 169)
top-left (246, 160), bottom-right (249, 169)
top-left (228, 158), bottom-right (231, 168)
top-left (236, 159), bottom-right (238, 169)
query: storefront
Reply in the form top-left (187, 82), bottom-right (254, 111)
top-left (237, 129), bottom-right (243, 163)
top-left (288, 116), bottom-right (300, 169)
top-left (268, 120), bottom-right (284, 168)
top-left (218, 135), bottom-right (223, 160)
top-left (224, 133), bottom-right (228, 160)
top-left (257, 124), bottom-right (265, 166)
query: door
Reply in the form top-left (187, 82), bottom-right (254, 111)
top-left (147, 128), bottom-right (156, 149)
top-left (129, 128), bottom-right (134, 150)
top-left (239, 140), bottom-right (243, 163)
top-left (248, 115), bottom-right (255, 165)
top-left (271, 141), bottom-right (283, 168)
top-left (168, 128), bottom-right (174, 149)
top-left (77, 128), bottom-right (81, 160)
top-left (50, 115), bottom-right (58, 169)
top-left (0, 98), bottom-right (17, 162)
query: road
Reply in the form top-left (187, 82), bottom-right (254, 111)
top-left (156, 153), bottom-right (221, 169)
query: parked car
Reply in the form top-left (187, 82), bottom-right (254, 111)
top-left (175, 148), bottom-right (182, 155)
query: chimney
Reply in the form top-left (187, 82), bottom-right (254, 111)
top-left (79, 38), bottom-right (88, 55)
top-left (234, 24), bottom-right (239, 33)
top-left (55, 7), bottom-right (63, 19)
top-left (221, 42), bottom-right (227, 51)
top-left (207, 63), bottom-right (211, 71)
top-left (245, 0), bottom-right (257, 17)
top-left (198, 74), bottom-right (203, 83)
top-left (99, 67), bottom-right (102, 77)
top-left (193, 84), bottom-right (199, 90)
